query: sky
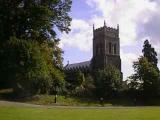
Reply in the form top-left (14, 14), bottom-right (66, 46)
top-left (59, 0), bottom-right (160, 80)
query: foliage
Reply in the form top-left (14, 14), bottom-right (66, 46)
top-left (0, 0), bottom-right (72, 41)
top-left (133, 57), bottom-right (159, 98)
top-left (94, 65), bottom-right (122, 99)
top-left (0, 0), bottom-right (72, 95)
top-left (76, 71), bottom-right (85, 87)
top-left (65, 71), bottom-right (85, 95)
top-left (1, 37), bottom-right (63, 95)
top-left (127, 75), bottom-right (141, 90)
top-left (142, 40), bottom-right (158, 67)
top-left (82, 74), bottom-right (95, 97)
top-left (128, 40), bottom-right (160, 101)
top-left (65, 71), bottom-right (96, 97)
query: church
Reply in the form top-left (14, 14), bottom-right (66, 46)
top-left (65, 21), bottom-right (122, 76)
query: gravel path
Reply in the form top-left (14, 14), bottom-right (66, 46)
top-left (0, 100), bottom-right (159, 109)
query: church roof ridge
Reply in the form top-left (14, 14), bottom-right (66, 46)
top-left (68, 60), bottom-right (90, 65)
top-left (65, 60), bottom-right (91, 70)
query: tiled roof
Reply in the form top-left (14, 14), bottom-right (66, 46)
top-left (65, 61), bottom-right (91, 70)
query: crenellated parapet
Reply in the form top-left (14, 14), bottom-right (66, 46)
top-left (93, 24), bottom-right (119, 38)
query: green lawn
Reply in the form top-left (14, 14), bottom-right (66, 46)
top-left (0, 106), bottom-right (160, 120)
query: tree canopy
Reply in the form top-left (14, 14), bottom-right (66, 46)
top-left (0, 0), bottom-right (72, 41)
top-left (94, 65), bottom-right (122, 99)
top-left (0, 0), bottom-right (72, 95)
top-left (129, 40), bottom-right (160, 100)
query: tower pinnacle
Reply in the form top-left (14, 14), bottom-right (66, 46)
top-left (93, 24), bottom-right (95, 30)
top-left (117, 24), bottom-right (119, 30)
top-left (104, 20), bottom-right (106, 26)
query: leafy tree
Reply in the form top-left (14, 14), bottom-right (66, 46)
top-left (94, 65), bottom-right (122, 99)
top-left (127, 74), bottom-right (142, 90)
top-left (50, 68), bottom-right (65, 95)
top-left (3, 37), bottom-right (51, 95)
top-left (0, 0), bottom-right (72, 69)
top-left (82, 74), bottom-right (95, 97)
top-left (0, 0), bottom-right (72, 41)
top-left (2, 37), bottom-right (65, 95)
top-left (65, 71), bottom-right (85, 94)
top-left (0, 0), bottom-right (72, 94)
top-left (133, 57), bottom-right (159, 99)
top-left (126, 75), bottom-right (141, 100)
top-left (130, 40), bottom-right (160, 100)
top-left (76, 71), bottom-right (85, 87)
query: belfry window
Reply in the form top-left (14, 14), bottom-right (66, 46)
top-left (96, 45), bottom-right (98, 55)
top-left (114, 44), bottom-right (117, 54)
top-left (109, 43), bottom-right (112, 54)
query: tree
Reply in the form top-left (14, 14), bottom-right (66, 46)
top-left (0, 0), bottom-right (72, 95)
top-left (65, 71), bottom-right (85, 95)
top-left (94, 65), bottom-right (122, 99)
top-left (127, 74), bottom-right (142, 90)
top-left (82, 74), bottom-right (95, 97)
top-left (129, 40), bottom-right (160, 102)
top-left (142, 40), bottom-right (158, 67)
top-left (126, 74), bottom-right (142, 100)
top-left (133, 57), bottom-right (159, 99)
top-left (0, 0), bottom-right (72, 41)
top-left (0, 0), bottom-right (72, 67)
top-left (3, 37), bottom-right (52, 95)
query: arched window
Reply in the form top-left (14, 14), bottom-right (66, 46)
top-left (100, 43), bottom-right (103, 54)
top-left (96, 45), bottom-right (98, 55)
top-left (114, 44), bottom-right (117, 54)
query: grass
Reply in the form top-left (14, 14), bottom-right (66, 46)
top-left (0, 105), bottom-right (160, 120)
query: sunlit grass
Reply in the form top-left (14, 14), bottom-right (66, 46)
top-left (0, 106), bottom-right (160, 120)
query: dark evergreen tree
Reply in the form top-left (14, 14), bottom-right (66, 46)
top-left (142, 40), bottom-right (158, 67)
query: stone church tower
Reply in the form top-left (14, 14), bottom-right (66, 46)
top-left (92, 21), bottom-right (121, 72)
top-left (65, 21), bottom-right (122, 75)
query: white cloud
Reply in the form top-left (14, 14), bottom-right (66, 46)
top-left (60, 0), bottom-right (158, 50)
top-left (121, 50), bottom-right (139, 80)
top-left (60, 19), bottom-right (93, 52)
top-left (61, 0), bottom-right (157, 51)
top-left (86, 0), bottom-right (157, 46)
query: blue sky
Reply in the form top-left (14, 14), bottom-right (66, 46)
top-left (59, 0), bottom-right (160, 80)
